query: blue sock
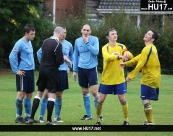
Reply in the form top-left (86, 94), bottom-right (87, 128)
top-left (39, 98), bottom-right (48, 118)
top-left (15, 98), bottom-right (22, 117)
top-left (83, 94), bottom-right (91, 117)
top-left (23, 98), bottom-right (31, 118)
top-left (54, 98), bottom-right (62, 118)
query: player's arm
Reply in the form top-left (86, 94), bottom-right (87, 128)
top-left (37, 47), bottom-right (42, 63)
top-left (102, 46), bottom-right (119, 62)
top-left (126, 48), bottom-right (149, 80)
top-left (9, 44), bottom-right (21, 74)
top-left (86, 37), bottom-right (99, 56)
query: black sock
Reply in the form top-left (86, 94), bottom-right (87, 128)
top-left (47, 101), bottom-right (54, 122)
top-left (30, 98), bottom-right (40, 119)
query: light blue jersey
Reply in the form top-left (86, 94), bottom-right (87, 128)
top-left (73, 35), bottom-right (99, 72)
top-left (9, 38), bottom-right (35, 73)
top-left (37, 39), bottom-right (73, 71)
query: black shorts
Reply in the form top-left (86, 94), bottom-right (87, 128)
top-left (37, 66), bottom-right (59, 93)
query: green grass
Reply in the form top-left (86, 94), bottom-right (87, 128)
top-left (0, 69), bottom-right (172, 136)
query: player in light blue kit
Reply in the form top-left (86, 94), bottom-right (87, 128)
top-left (9, 24), bottom-right (36, 123)
top-left (37, 25), bottom-right (73, 123)
top-left (72, 24), bottom-right (100, 120)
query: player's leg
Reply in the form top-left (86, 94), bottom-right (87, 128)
top-left (24, 93), bottom-right (32, 121)
top-left (95, 92), bottom-right (107, 125)
top-left (141, 84), bottom-right (158, 125)
top-left (15, 91), bottom-right (26, 123)
top-left (23, 70), bottom-right (34, 121)
top-left (15, 74), bottom-right (27, 123)
top-left (81, 87), bottom-right (92, 120)
top-left (39, 89), bottom-right (48, 123)
top-left (46, 67), bottom-right (59, 125)
top-left (88, 67), bottom-right (99, 108)
top-left (78, 67), bottom-right (92, 120)
top-left (54, 71), bottom-right (68, 122)
top-left (54, 91), bottom-right (63, 122)
top-left (117, 82), bottom-right (129, 125)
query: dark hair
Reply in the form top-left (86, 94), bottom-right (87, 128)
top-left (150, 30), bottom-right (158, 42)
top-left (24, 24), bottom-right (35, 34)
top-left (106, 28), bottom-right (116, 36)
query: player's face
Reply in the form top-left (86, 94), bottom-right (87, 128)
top-left (81, 25), bottom-right (91, 37)
top-left (143, 30), bottom-right (154, 42)
top-left (26, 31), bottom-right (35, 41)
top-left (61, 28), bottom-right (67, 41)
top-left (107, 30), bottom-right (118, 42)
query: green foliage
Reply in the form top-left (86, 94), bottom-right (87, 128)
top-left (0, 1), bottom-right (172, 74)
top-left (0, 0), bottom-right (54, 65)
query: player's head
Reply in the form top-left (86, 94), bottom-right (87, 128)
top-left (106, 28), bottom-right (118, 42)
top-left (81, 24), bottom-right (91, 36)
top-left (54, 26), bottom-right (64, 39)
top-left (150, 30), bottom-right (159, 42)
top-left (23, 24), bottom-right (35, 41)
top-left (143, 30), bottom-right (158, 43)
top-left (57, 25), bottom-right (67, 41)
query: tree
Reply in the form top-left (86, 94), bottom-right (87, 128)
top-left (0, 0), bottom-right (54, 67)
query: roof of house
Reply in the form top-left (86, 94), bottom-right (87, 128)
top-left (98, 0), bottom-right (140, 10)
top-left (96, 0), bottom-right (173, 15)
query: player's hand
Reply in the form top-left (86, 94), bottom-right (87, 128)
top-left (122, 56), bottom-right (129, 61)
top-left (72, 72), bottom-right (77, 81)
top-left (126, 77), bottom-right (131, 82)
top-left (119, 62), bottom-right (125, 68)
top-left (64, 55), bottom-right (72, 68)
top-left (82, 34), bottom-right (89, 43)
top-left (16, 70), bottom-right (25, 76)
top-left (67, 68), bottom-right (70, 74)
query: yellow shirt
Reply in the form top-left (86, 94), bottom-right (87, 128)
top-left (101, 43), bottom-right (133, 85)
top-left (125, 44), bottom-right (161, 88)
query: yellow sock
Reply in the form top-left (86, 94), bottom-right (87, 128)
top-left (144, 107), bottom-right (148, 124)
top-left (144, 103), bottom-right (154, 125)
top-left (121, 101), bottom-right (129, 122)
top-left (96, 102), bottom-right (102, 122)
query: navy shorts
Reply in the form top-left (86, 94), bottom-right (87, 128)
top-left (16, 70), bottom-right (35, 93)
top-left (99, 82), bottom-right (127, 95)
top-left (37, 66), bottom-right (59, 93)
top-left (78, 67), bottom-right (98, 88)
top-left (141, 84), bottom-right (159, 101)
top-left (57, 70), bottom-right (69, 91)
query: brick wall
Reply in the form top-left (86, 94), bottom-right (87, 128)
top-left (45, 0), bottom-right (85, 22)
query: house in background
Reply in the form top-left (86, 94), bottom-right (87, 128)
top-left (85, 0), bottom-right (173, 27)
top-left (45, 0), bottom-right (84, 23)
top-left (45, 0), bottom-right (173, 27)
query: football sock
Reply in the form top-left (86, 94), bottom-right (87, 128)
top-left (96, 101), bottom-right (102, 122)
top-left (47, 98), bottom-right (55, 122)
top-left (23, 97), bottom-right (31, 118)
top-left (15, 98), bottom-right (22, 117)
top-left (144, 103), bottom-right (154, 125)
top-left (94, 94), bottom-right (99, 108)
top-left (83, 94), bottom-right (91, 117)
top-left (54, 98), bottom-right (62, 118)
top-left (121, 101), bottom-right (129, 122)
top-left (144, 107), bottom-right (148, 124)
top-left (39, 97), bottom-right (48, 118)
top-left (30, 96), bottom-right (40, 119)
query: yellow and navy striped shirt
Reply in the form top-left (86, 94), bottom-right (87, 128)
top-left (125, 44), bottom-right (161, 88)
top-left (101, 42), bottom-right (133, 85)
